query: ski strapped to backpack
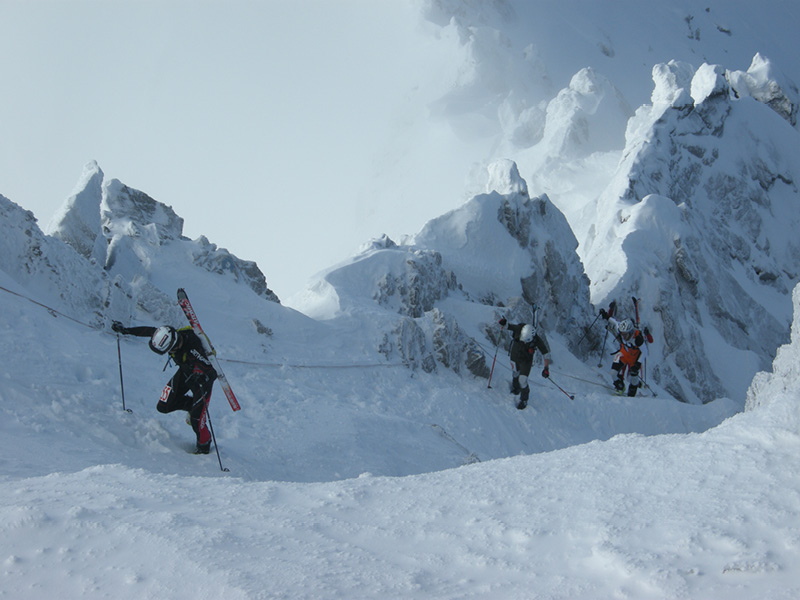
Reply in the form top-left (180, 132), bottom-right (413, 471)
top-left (597, 300), bottom-right (616, 367)
top-left (177, 288), bottom-right (241, 412)
top-left (631, 296), bottom-right (656, 396)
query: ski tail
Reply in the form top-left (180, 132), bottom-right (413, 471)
top-left (216, 373), bottom-right (241, 412)
top-left (177, 288), bottom-right (241, 412)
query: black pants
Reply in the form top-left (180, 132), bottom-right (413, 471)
top-left (157, 366), bottom-right (216, 445)
top-left (612, 360), bottom-right (642, 396)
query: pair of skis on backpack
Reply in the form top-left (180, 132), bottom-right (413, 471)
top-left (177, 288), bottom-right (240, 412)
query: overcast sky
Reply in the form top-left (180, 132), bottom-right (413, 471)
top-left (6, 1), bottom-right (795, 304)
top-left (0, 0), bottom-right (477, 302)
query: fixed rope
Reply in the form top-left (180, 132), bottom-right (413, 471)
top-left (0, 284), bottom-right (405, 370)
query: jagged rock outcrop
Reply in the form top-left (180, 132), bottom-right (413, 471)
top-left (46, 161), bottom-right (107, 265)
top-left (316, 159), bottom-right (595, 377)
top-left (379, 317), bottom-right (437, 373)
top-left (416, 159), bottom-right (594, 352)
top-left (48, 162), bottom-right (280, 304)
top-left (584, 56), bottom-right (800, 403)
top-left (0, 193), bottom-right (131, 326)
top-left (373, 249), bottom-right (460, 318)
top-left (728, 53), bottom-right (799, 128)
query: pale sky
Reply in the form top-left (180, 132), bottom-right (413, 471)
top-left (0, 0), bottom-right (475, 301)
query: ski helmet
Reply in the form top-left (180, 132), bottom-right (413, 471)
top-left (149, 326), bottom-right (178, 354)
top-left (618, 319), bottom-right (634, 334)
top-left (520, 324), bottom-right (535, 343)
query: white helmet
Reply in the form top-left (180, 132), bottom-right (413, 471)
top-left (149, 326), bottom-right (178, 354)
top-left (520, 324), bottom-right (535, 343)
top-left (618, 319), bottom-right (634, 334)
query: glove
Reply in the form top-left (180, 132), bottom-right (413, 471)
top-left (542, 367), bottom-right (549, 378)
top-left (111, 321), bottom-right (127, 334)
top-left (498, 318), bottom-right (507, 327)
top-left (599, 309), bottom-right (608, 320)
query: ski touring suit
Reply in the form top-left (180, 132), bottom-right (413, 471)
top-left (606, 316), bottom-right (648, 397)
top-left (115, 324), bottom-right (217, 452)
top-left (504, 321), bottom-right (551, 409)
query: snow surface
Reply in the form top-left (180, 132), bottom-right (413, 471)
top-left (2, 256), bottom-right (799, 598)
top-left (0, 179), bottom-right (796, 597)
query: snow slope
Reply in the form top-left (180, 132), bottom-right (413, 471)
top-left (2, 176), bottom-right (797, 597)
top-left (1, 242), bottom-right (798, 598)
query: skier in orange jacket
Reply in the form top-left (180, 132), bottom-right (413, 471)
top-left (599, 308), bottom-right (652, 397)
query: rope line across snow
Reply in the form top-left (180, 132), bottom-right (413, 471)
top-left (0, 284), bottom-right (405, 370)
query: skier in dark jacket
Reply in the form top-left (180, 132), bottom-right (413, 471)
top-left (499, 317), bottom-right (551, 410)
top-left (112, 321), bottom-right (217, 454)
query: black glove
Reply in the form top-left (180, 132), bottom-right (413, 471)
top-left (111, 321), bottom-right (127, 334)
top-left (599, 309), bottom-right (608, 320)
top-left (498, 318), bottom-right (507, 327)
top-left (542, 367), bottom-right (549, 378)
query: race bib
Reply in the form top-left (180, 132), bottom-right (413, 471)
top-left (159, 384), bottom-right (172, 403)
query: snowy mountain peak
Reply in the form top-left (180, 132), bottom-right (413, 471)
top-left (292, 160), bottom-right (593, 376)
top-left (486, 158), bottom-right (528, 196)
top-left (581, 53), bottom-right (800, 403)
top-left (8, 164), bottom-right (280, 330)
top-left (730, 53), bottom-right (799, 127)
top-left (46, 160), bottom-right (106, 264)
top-left (103, 177), bottom-right (185, 244)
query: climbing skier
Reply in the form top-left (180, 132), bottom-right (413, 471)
top-left (498, 317), bottom-right (551, 410)
top-left (599, 306), bottom-right (652, 397)
top-left (112, 321), bottom-right (217, 453)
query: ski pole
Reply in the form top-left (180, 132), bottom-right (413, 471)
top-left (597, 327), bottom-right (610, 367)
top-left (488, 319), bottom-right (505, 389)
top-left (547, 375), bottom-right (575, 400)
top-left (632, 296), bottom-right (653, 389)
top-left (577, 312), bottom-right (601, 348)
top-left (487, 338), bottom-right (500, 389)
top-left (205, 408), bottom-right (229, 472)
top-left (116, 334), bottom-right (132, 413)
top-left (596, 300), bottom-right (616, 367)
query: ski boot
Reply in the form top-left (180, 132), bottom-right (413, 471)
top-left (194, 442), bottom-right (211, 455)
top-left (516, 387), bottom-right (529, 410)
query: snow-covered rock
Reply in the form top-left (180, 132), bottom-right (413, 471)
top-left (746, 282), bottom-right (800, 415)
top-left (299, 160), bottom-right (593, 376)
top-left (0, 193), bottom-right (114, 324)
top-left (583, 57), bottom-right (800, 403)
top-left (47, 163), bottom-right (280, 308)
top-left (415, 160), bottom-right (593, 343)
top-left (728, 53), bottom-right (799, 128)
top-left (46, 160), bottom-right (107, 265)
